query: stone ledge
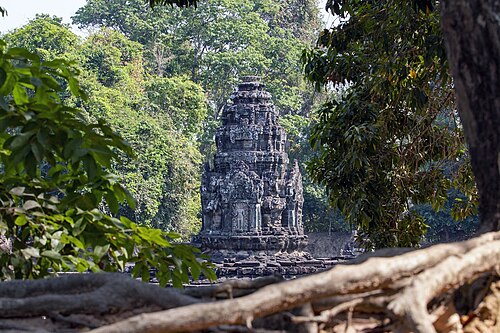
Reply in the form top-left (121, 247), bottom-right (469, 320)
top-left (195, 234), bottom-right (308, 252)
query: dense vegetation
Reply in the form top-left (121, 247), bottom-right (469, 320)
top-left (73, 0), bottom-right (321, 117)
top-left (0, 0), bottom-right (481, 264)
top-left (0, 38), bottom-right (214, 284)
top-left (303, 1), bottom-right (479, 248)
top-left (4, 15), bottom-right (208, 237)
top-left (71, 1), bottom-right (341, 236)
top-left (3, 1), bottom-right (347, 238)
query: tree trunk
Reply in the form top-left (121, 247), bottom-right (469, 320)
top-left (440, 0), bottom-right (500, 232)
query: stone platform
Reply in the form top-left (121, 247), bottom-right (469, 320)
top-left (208, 251), bottom-right (341, 280)
top-left (196, 233), bottom-right (308, 252)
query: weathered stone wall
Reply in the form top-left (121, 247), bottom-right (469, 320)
top-left (304, 232), bottom-right (356, 258)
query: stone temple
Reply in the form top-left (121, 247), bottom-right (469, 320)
top-left (198, 76), bottom-right (308, 256)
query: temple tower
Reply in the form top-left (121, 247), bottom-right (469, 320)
top-left (198, 76), bottom-right (307, 253)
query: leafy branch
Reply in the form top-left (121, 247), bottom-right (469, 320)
top-left (0, 40), bottom-right (215, 285)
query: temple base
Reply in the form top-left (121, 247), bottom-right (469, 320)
top-left (195, 233), bottom-right (308, 252)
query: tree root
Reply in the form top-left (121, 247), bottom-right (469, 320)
top-left (184, 276), bottom-right (284, 299)
top-left (463, 279), bottom-right (500, 333)
top-left (388, 240), bottom-right (500, 332)
top-left (88, 231), bottom-right (499, 333)
top-left (0, 232), bottom-right (498, 333)
top-left (0, 272), bottom-right (199, 318)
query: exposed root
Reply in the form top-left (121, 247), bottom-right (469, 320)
top-left (88, 232), bottom-right (500, 333)
top-left (0, 232), bottom-right (498, 333)
top-left (0, 273), bottom-right (199, 318)
top-left (387, 240), bottom-right (500, 332)
top-left (463, 280), bottom-right (500, 333)
top-left (184, 276), bottom-right (284, 299)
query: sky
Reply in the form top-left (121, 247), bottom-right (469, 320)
top-left (0, 0), bottom-right (87, 35)
top-left (0, 0), bottom-right (332, 36)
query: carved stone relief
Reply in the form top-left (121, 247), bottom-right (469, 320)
top-left (198, 76), bottom-right (306, 252)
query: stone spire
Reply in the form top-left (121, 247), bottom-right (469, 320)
top-left (198, 76), bottom-right (306, 253)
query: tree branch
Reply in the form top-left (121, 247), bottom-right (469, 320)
top-left (388, 240), bottom-right (500, 333)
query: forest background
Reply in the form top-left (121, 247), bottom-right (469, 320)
top-left (0, 0), bottom-right (478, 246)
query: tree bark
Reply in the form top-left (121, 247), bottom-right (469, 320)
top-left (88, 232), bottom-right (500, 333)
top-left (0, 273), bottom-right (199, 318)
top-left (441, 0), bottom-right (500, 232)
top-left (0, 233), bottom-right (498, 332)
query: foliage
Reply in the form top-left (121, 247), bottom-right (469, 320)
top-left (3, 15), bottom-right (79, 62)
top-left (78, 28), bottom-right (144, 88)
top-left (415, 190), bottom-right (479, 244)
top-left (72, 0), bottom-right (322, 117)
top-left (148, 0), bottom-right (199, 7)
top-left (72, 0), bottom-right (328, 235)
top-left (5, 19), bottom-right (208, 237)
top-left (279, 113), bottom-right (348, 233)
top-left (303, 1), bottom-right (478, 249)
top-left (267, 0), bottom-right (322, 42)
top-left (77, 29), bottom-right (206, 236)
top-left (146, 76), bottom-right (207, 139)
top-left (0, 40), bottom-right (215, 285)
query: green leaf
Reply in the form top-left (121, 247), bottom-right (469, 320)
top-left (0, 96), bottom-right (8, 111)
top-left (93, 244), bottom-right (110, 260)
top-left (104, 192), bottom-right (119, 215)
top-left (9, 187), bottom-right (25, 196)
top-left (0, 68), bottom-right (6, 88)
top-left (0, 71), bottom-right (17, 95)
top-left (68, 77), bottom-right (81, 98)
top-left (83, 155), bottom-right (98, 179)
top-left (25, 152), bottom-right (37, 177)
top-left (171, 272), bottom-right (183, 289)
top-left (124, 188), bottom-right (136, 210)
top-left (131, 262), bottom-right (143, 278)
top-left (63, 137), bottom-right (84, 160)
top-left (8, 131), bottom-right (34, 151)
top-left (12, 85), bottom-right (29, 105)
top-left (189, 261), bottom-right (201, 280)
top-left (23, 200), bottom-right (41, 211)
top-left (14, 215), bottom-right (28, 226)
top-left (31, 142), bottom-right (44, 162)
top-left (41, 250), bottom-right (62, 260)
top-left (72, 218), bottom-right (86, 236)
top-left (141, 268), bottom-right (151, 282)
top-left (67, 236), bottom-right (84, 249)
top-left (21, 247), bottom-right (40, 259)
top-left (7, 47), bottom-right (41, 63)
